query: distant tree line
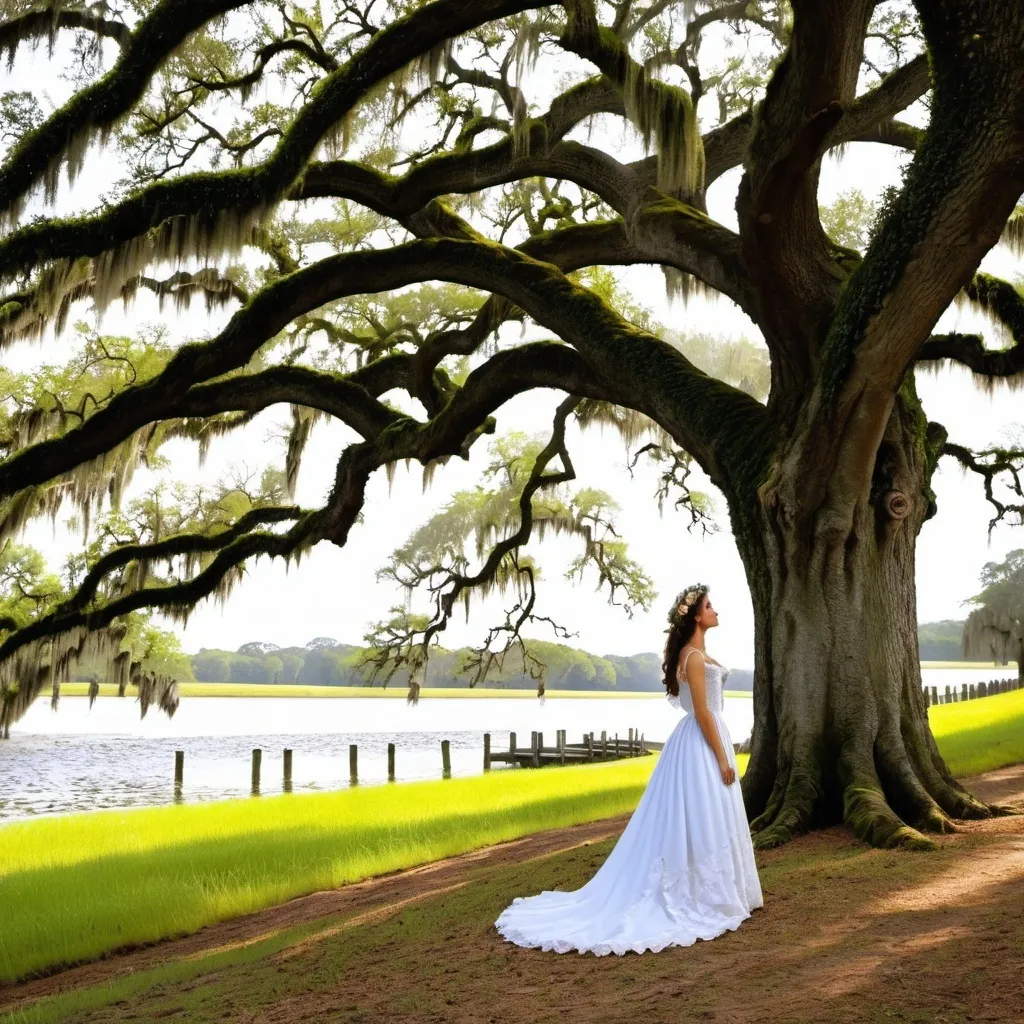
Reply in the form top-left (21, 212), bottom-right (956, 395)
top-left (918, 620), bottom-right (969, 662)
top-left (184, 620), bottom-right (1010, 689)
top-left (188, 637), bottom-right (756, 693)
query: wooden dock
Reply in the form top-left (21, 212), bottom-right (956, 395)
top-left (485, 728), bottom-right (650, 769)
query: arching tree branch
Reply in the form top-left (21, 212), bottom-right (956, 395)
top-left (0, 0), bottom-right (252, 219)
top-left (940, 441), bottom-right (1024, 536)
top-left (61, 504), bottom-right (303, 613)
top-left (0, 0), bottom-right (548, 280)
top-left (0, 6), bottom-right (132, 55)
top-left (0, 236), bottom-right (764, 501)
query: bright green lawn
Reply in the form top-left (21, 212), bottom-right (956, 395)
top-left (0, 689), bottom-right (1020, 986)
top-left (928, 687), bottom-right (1024, 777)
top-left (0, 756), bottom-right (656, 985)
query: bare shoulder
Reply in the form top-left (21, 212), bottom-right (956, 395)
top-left (679, 646), bottom-right (706, 675)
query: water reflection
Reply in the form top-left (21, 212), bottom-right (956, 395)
top-left (2, 693), bottom-right (755, 821)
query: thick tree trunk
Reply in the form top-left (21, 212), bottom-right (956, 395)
top-left (734, 377), bottom-right (1007, 850)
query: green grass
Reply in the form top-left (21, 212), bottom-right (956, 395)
top-left (928, 688), bottom-right (1024, 777)
top-left (1, 689), bottom-right (1020, 988)
top-left (0, 756), bottom-right (657, 985)
top-left (52, 682), bottom-right (753, 700)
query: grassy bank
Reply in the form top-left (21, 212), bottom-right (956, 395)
top-left (1, 689), bottom-right (1021, 987)
top-left (0, 757), bottom-right (656, 985)
top-left (51, 682), bottom-right (754, 700)
top-left (928, 688), bottom-right (1024, 776)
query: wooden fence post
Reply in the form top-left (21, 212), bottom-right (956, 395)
top-left (969, 684), bottom-right (976, 700)
top-left (441, 739), bottom-right (451, 778)
top-left (283, 749), bottom-right (293, 793)
top-left (349, 744), bottom-right (358, 787)
top-left (558, 730), bottom-right (565, 765)
top-left (509, 732), bottom-right (516, 758)
top-left (251, 748), bottom-right (262, 795)
top-left (388, 742), bottom-right (396, 782)
top-left (585, 733), bottom-right (594, 761)
top-left (931, 686), bottom-right (938, 705)
top-left (174, 750), bottom-right (184, 800)
top-left (484, 733), bottom-right (491, 772)
top-left (601, 730), bottom-right (607, 758)
top-left (961, 683), bottom-right (968, 702)
top-left (945, 685), bottom-right (952, 704)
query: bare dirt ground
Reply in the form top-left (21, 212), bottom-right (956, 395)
top-left (2, 764), bottom-right (1023, 1024)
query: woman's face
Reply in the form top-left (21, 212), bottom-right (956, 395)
top-left (694, 593), bottom-right (719, 630)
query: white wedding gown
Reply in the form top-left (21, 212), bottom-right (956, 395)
top-left (494, 655), bottom-right (763, 955)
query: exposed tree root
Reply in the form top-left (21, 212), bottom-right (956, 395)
top-left (843, 783), bottom-right (937, 850)
top-left (750, 764), bottom-right (819, 850)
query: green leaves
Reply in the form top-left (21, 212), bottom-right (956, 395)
top-left (819, 188), bottom-right (878, 254)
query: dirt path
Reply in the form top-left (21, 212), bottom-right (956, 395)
top-left (3, 765), bottom-right (1023, 1023)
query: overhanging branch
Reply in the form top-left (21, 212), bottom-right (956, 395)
top-left (940, 441), bottom-right (1024, 536)
top-left (0, 0), bottom-right (252, 221)
top-left (0, 236), bottom-right (764, 500)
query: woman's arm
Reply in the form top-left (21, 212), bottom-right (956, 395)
top-left (683, 651), bottom-right (736, 786)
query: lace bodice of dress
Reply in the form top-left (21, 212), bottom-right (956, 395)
top-left (670, 650), bottom-right (729, 714)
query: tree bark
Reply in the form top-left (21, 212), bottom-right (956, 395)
top-left (735, 374), bottom-right (1004, 850)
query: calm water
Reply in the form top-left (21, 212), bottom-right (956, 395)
top-left (1, 666), bottom-right (1012, 822)
top-left (1, 693), bottom-right (753, 822)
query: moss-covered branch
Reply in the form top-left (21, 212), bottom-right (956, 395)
top-left (0, 0), bottom-right (252, 221)
top-left (0, 5), bottom-right (132, 57)
top-left (940, 441), bottom-right (1024, 536)
top-left (362, 396), bottom-right (584, 700)
top-left (176, 366), bottom-right (405, 439)
top-left (559, 22), bottom-right (704, 198)
top-left (0, 234), bottom-right (764, 500)
top-left (0, 0), bottom-right (547, 286)
top-left (0, 508), bottom-right (323, 666)
top-left (916, 274), bottom-right (1024, 383)
top-left (0, 266), bottom-right (247, 346)
top-left (60, 505), bottom-right (303, 613)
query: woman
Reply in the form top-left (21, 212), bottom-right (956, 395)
top-left (494, 584), bottom-right (763, 955)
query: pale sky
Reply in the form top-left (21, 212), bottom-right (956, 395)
top-left (4, 16), bottom-right (1024, 670)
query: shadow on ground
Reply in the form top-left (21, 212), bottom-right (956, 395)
top-left (2, 766), bottom-right (1022, 1024)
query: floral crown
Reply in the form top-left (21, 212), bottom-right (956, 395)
top-left (665, 583), bottom-right (708, 631)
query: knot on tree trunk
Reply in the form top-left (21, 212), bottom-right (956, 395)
top-left (883, 489), bottom-right (911, 520)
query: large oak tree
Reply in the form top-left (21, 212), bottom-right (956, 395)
top-left (1, 0), bottom-right (1023, 849)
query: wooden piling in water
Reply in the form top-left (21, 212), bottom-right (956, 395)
top-left (388, 742), bottom-right (395, 781)
top-left (283, 749), bottom-right (293, 793)
top-left (484, 733), bottom-right (491, 772)
top-left (509, 732), bottom-right (516, 758)
top-left (349, 744), bottom-right (358, 787)
top-left (251, 748), bottom-right (262, 795)
top-left (441, 739), bottom-right (451, 778)
top-left (174, 750), bottom-right (184, 799)
top-left (558, 730), bottom-right (565, 765)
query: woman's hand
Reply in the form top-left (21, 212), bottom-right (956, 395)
top-left (718, 759), bottom-right (736, 786)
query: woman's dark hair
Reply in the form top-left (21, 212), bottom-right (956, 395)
top-left (662, 584), bottom-right (709, 698)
